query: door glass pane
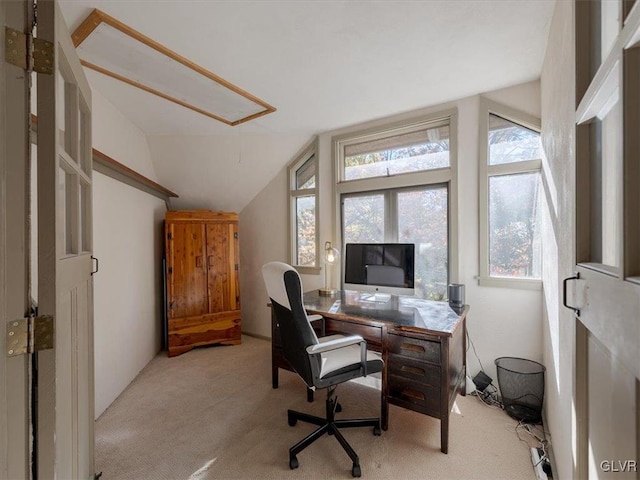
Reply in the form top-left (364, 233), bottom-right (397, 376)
top-left (489, 173), bottom-right (541, 278)
top-left (80, 181), bottom-right (91, 252)
top-left (57, 69), bottom-right (77, 161)
top-left (59, 164), bottom-right (77, 255)
top-left (488, 114), bottom-right (541, 165)
top-left (588, 0), bottom-right (622, 79)
top-left (295, 154), bottom-right (315, 189)
top-left (342, 194), bottom-right (385, 243)
top-left (344, 125), bottom-right (450, 181)
top-left (623, 0), bottom-right (636, 22)
top-left (295, 195), bottom-right (316, 266)
top-left (590, 98), bottom-right (621, 267)
top-left (398, 187), bottom-right (448, 300)
top-left (600, 0), bottom-right (621, 62)
top-left (79, 100), bottom-right (91, 174)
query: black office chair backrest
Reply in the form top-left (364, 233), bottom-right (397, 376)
top-left (262, 262), bottom-right (320, 387)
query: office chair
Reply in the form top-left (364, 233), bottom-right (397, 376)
top-left (262, 262), bottom-right (383, 478)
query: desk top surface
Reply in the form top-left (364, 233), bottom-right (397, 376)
top-left (303, 290), bottom-right (468, 337)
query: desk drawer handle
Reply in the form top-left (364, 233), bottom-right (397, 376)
top-left (401, 388), bottom-right (425, 401)
top-left (401, 343), bottom-right (425, 354)
top-left (400, 365), bottom-right (425, 377)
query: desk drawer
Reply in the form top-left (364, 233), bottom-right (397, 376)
top-left (388, 374), bottom-right (440, 417)
top-left (324, 319), bottom-right (382, 348)
top-left (388, 355), bottom-right (440, 386)
top-left (387, 334), bottom-right (440, 364)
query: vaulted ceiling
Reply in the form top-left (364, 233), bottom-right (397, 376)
top-left (59, 0), bottom-right (555, 211)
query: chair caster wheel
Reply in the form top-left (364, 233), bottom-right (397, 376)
top-left (290, 456), bottom-right (299, 470)
top-left (373, 425), bottom-right (381, 436)
top-left (287, 412), bottom-right (298, 427)
top-left (335, 403), bottom-right (342, 413)
top-left (352, 463), bottom-right (361, 477)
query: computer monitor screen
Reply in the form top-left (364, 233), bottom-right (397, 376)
top-left (343, 243), bottom-right (415, 296)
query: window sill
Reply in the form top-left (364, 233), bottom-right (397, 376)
top-left (477, 276), bottom-right (542, 290)
top-left (295, 266), bottom-right (322, 275)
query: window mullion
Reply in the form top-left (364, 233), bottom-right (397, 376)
top-left (387, 190), bottom-right (398, 242)
top-left (487, 159), bottom-right (542, 177)
top-left (290, 188), bottom-right (316, 198)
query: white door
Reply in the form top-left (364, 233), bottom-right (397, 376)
top-left (1, 0), bottom-right (94, 478)
top-left (573, 1), bottom-right (640, 478)
top-left (1, 1), bottom-right (33, 478)
top-left (36, 1), bottom-right (95, 478)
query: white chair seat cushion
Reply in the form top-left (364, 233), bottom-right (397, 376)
top-left (318, 335), bottom-right (382, 378)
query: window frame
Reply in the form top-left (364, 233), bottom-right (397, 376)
top-left (340, 182), bottom-right (450, 299)
top-left (478, 98), bottom-right (542, 289)
top-left (333, 109), bottom-right (459, 289)
top-left (288, 138), bottom-right (321, 274)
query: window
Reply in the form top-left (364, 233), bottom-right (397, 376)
top-left (339, 121), bottom-right (450, 182)
top-left (335, 111), bottom-right (458, 300)
top-left (342, 185), bottom-right (449, 300)
top-left (289, 140), bottom-right (320, 273)
top-left (479, 100), bottom-right (542, 288)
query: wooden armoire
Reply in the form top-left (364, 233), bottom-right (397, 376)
top-left (165, 210), bottom-right (241, 357)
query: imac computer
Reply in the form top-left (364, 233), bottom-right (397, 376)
top-left (343, 243), bottom-right (415, 301)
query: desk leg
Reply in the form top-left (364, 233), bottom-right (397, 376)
top-left (381, 342), bottom-right (389, 430)
top-left (272, 361), bottom-right (279, 389)
top-left (381, 391), bottom-right (388, 430)
top-left (441, 414), bottom-right (449, 454)
top-left (461, 316), bottom-right (467, 397)
top-left (440, 337), bottom-right (450, 454)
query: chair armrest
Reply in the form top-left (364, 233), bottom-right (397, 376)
top-left (306, 335), bottom-right (369, 377)
top-left (307, 314), bottom-right (325, 336)
top-left (306, 335), bottom-right (363, 354)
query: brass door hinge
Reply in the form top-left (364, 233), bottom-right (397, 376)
top-left (4, 26), bottom-right (53, 74)
top-left (6, 315), bottom-right (54, 357)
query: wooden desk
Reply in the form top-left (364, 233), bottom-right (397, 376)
top-left (271, 289), bottom-right (468, 454)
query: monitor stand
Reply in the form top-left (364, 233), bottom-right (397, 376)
top-left (360, 292), bottom-right (391, 303)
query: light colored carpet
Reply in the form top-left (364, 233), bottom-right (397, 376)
top-left (95, 335), bottom-right (538, 479)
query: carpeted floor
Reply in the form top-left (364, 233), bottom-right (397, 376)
top-left (95, 335), bottom-right (538, 479)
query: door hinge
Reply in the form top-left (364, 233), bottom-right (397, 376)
top-left (6, 315), bottom-right (54, 357)
top-left (234, 232), bottom-right (238, 239)
top-left (4, 26), bottom-right (53, 74)
top-left (167, 233), bottom-right (173, 240)
top-left (235, 263), bottom-right (239, 271)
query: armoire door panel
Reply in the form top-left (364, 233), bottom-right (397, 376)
top-left (232, 223), bottom-right (240, 310)
top-left (206, 223), bottom-right (231, 313)
top-left (167, 222), bottom-right (208, 318)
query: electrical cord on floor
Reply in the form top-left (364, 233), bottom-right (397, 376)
top-left (515, 420), bottom-right (552, 476)
top-left (470, 384), bottom-right (503, 409)
top-left (466, 328), bottom-right (486, 373)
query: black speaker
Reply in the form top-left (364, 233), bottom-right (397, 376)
top-left (448, 283), bottom-right (465, 308)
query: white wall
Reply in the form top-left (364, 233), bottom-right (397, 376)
top-left (239, 169), bottom-right (288, 337)
top-left (539, 1), bottom-right (576, 477)
top-left (147, 133), bottom-right (311, 213)
top-left (240, 80), bottom-right (543, 385)
top-left (91, 90), bottom-right (166, 418)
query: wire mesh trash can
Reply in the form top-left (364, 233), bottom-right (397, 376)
top-left (495, 357), bottom-right (545, 423)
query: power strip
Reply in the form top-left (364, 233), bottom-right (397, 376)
top-left (530, 447), bottom-right (547, 480)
